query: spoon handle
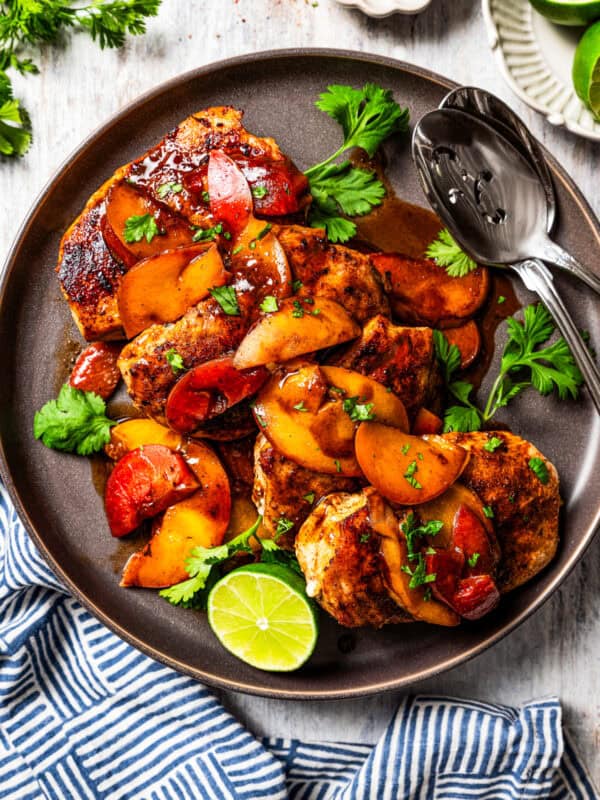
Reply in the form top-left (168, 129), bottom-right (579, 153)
top-left (538, 238), bottom-right (600, 297)
top-left (513, 259), bottom-right (600, 416)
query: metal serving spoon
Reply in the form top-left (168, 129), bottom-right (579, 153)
top-left (412, 107), bottom-right (600, 414)
top-left (438, 88), bottom-right (600, 297)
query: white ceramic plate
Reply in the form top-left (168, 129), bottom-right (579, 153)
top-left (335, 0), bottom-right (432, 17)
top-left (482, 0), bottom-right (600, 141)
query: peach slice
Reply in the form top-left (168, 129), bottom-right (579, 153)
top-left (233, 297), bottom-right (360, 369)
top-left (105, 418), bottom-right (182, 461)
top-left (121, 440), bottom-right (231, 588)
top-left (117, 243), bottom-right (227, 338)
top-left (355, 423), bottom-right (468, 505)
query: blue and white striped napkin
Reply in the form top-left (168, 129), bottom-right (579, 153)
top-left (1, 483), bottom-right (597, 800)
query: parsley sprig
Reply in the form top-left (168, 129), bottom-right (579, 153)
top-left (304, 84), bottom-right (409, 243)
top-left (434, 304), bottom-right (584, 433)
top-left (159, 517), bottom-right (303, 609)
top-left (425, 228), bottom-right (478, 278)
top-left (0, 0), bottom-right (160, 159)
top-left (33, 384), bottom-right (116, 455)
top-left (400, 513), bottom-right (443, 590)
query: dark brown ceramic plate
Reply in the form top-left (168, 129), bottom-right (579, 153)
top-left (1, 50), bottom-right (599, 699)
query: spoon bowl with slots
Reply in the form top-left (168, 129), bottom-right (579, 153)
top-left (412, 106), bottom-right (600, 415)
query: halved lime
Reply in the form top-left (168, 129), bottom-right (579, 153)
top-left (573, 21), bottom-right (600, 120)
top-left (207, 563), bottom-right (319, 671)
top-left (529, 0), bottom-right (600, 26)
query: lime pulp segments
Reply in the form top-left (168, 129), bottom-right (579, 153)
top-left (572, 21), bottom-right (600, 120)
top-left (529, 0), bottom-right (600, 26)
top-left (207, 563), bottom-right (319, 672)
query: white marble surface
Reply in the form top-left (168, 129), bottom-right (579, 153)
top-left (1, 0), bottom-right (599, 784)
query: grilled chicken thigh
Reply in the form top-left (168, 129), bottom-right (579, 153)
top-left (443, 432), bottom-right (560, 592)
top-left (276, 225), bottom-right (390, 324)
top-left (335, 314), bottom-right (442, 417)
top-left (252, 433), bottom-right (358, 547)
top-left (295, 490), bottom-right (411, 628)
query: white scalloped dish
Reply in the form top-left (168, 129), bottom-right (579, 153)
top-left (483, 0), bottom-right (600, 142)
top-left (335, 0), bottom-right (432, 17)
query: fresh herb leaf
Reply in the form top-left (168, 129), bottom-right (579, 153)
top-left (303, 492), bottom-right (315, 504)
top-left (292, 279), bottom-right (303, 293)
top-left (483, 436), bottom-right (503, 453)
top-left (293, 401), bottom-right (308, 412)
top-left (498, 295), bottom-right (506, 304)
top-left (442, 404), bottom-right (482, 434)
top-left (359, 533), bottom-right (371, 544)
top-left (311, 83), bottom-right (409, 161)
top-left (256, 223), bottom-right (272, 240)
top-left (0, 0), bottom-right (159, 158)
top-left (157, 181), bottom-right (182, 198)
top-left (210, 285), bottom-right (240, 316)
top-left (334, 459), bottom-right (342, 473)
top-left (292, 300), bottom-right (305, 318)
top-left (275, 517), bottom-right (294, 537)
top-left (426, 229), bottom-right (478, 278)
top-left (0, 74), bottom-right (31, 157)
top-left (433, 330), bottom-right (462, 385)
top-left (232, 244), bottom-right (243, 255)
top-left (401, 556), bottom-right (437, 590)
top-left (528, 457), bottom-right (550, 485)
top-left (399, 513), bottom-right (442, 590)
top-left (468, 553), bottom-right (480, 568)
top-left (304, 83), bottom-right (409, 243)
top-left (259, 295), bottom-right (278, 313)
top-left (33, 384), bottom-right (116, 456)
top-left (166, 348), bottom-right (185, 374)
top-left (192, 222), bottom-right (223, 242)
top-left (483, 506), bottom-right (494, 519)
top-left (401, 444), bottom-right (410, 455)
top-left (342, 395), bottom-right (375, 422)
top-left (403, 460), bottom-right (422, 490)
top-left (124, 213), bottom-right (159, 243)
top-left (252, 185), bottom-right (268, 199)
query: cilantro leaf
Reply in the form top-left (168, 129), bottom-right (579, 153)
top-left (483, 436), bottom-right (503, 453)
top-left (192, 222), bottom-right (223, 242)
top-left (157, 181), bottom-right (182, 198)
top-left (210, 285), bottom-right (240, 316)
top-left (433, 330), bottom-right (462, 384)
top-left (442, 404), bottom-right (482, 433)
top-left (124, 213), bottom-right (159, 243)
top-left (314, 83), bottom-right (409, 158)
top-left (528, 457), bottom-right (550, 485)
top-left (165, 348), bottom-right (185, 374)
top-left (252, 185), bottom-right (268, 199)
top-left (309, 162), bottom-right (386, 217)
top-left (309, 209), bottom-right (357, 244)
top-left (425, 229), bottom-right (478, 278)
top-left (342, 395), bottom-right (376, 422)
top-left (305, 83), bottom-right (409, 243)
top-left (0, 74), bottom-right (31, 157)
top-left (259, 295), bottom-right (278, 313)
top-left (33, 384), bottom-right (116, 456)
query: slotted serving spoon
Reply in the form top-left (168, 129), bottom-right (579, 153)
top-left (440, 87), bottom-right (600, 297)
top-left (412, 107), bottom-right (600, 415)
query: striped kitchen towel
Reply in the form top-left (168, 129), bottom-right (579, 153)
top-left (0, 483), bottom-right (598, 800)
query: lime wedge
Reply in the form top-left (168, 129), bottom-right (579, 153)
top-left (573, 21), bottom-right (600, 120)
top-left (207, 563), bottom-right (319, 671)
top-left (529, 0), bottom-right (600, 26)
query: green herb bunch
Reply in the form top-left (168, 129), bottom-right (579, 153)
top-left (0, 0), bottom-right (161, 158)
top-left (305, 84), bottom-right (409, 243)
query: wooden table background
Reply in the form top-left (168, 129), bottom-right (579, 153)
top-left (1, 0), bottom-right (599, 784)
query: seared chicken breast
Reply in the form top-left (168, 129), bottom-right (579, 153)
top-left (252, 433), bottom-right (358, 548)
top-left (335, 314), bottom-right (442, 417)
top-left (443, 431), bottom-right (560, 592)
top-left (58, 107), bottom-right (309, 341)
top-left (118, 297), bottom-right (248, 421)
top-left (276, 225), bottom-right (390, 324)
top-left (295, 491), bottom-right (411, 628)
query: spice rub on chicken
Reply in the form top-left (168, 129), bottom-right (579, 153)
top-left (57, 107), bottom-right (310, 341)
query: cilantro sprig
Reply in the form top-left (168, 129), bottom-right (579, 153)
top-left (304, 84), bottom-right (409, 243)
top-left (434, 304), bottom-right (584, 433)
top-left (425, 228), bottom-right (478, 278)
top-left (159, 517), bottom-right (303, 609)
top-left (0, 0), bottom-right (160, 159)
top-left (33, 384), bottom-right (116, 455)
top-left (400, 513), bottom-right (443, 590)
top-left (0, 73), bottom-right (31, 157)
top-left (123, 213), bottom-right (159, 243)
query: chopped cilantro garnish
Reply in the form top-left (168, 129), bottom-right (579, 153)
top-left (210, 285), bottom-right (240, 316)
top-left (528, 457), bottom-right (550, 485)
top-left (259, 295), bottom-right (279, 313)
top-left (166, 348), bottom-right (185, 374)
top-left (123, 213), bottom-right (159, 243)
